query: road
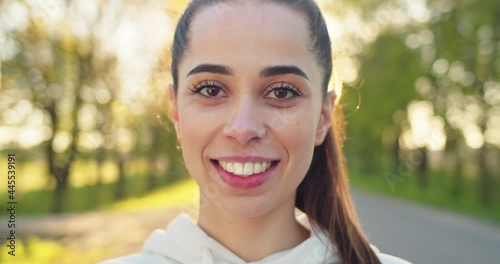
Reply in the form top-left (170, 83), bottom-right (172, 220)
top-left (352, 189), bottom-right (500, 264)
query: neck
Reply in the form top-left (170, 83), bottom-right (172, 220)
top-left (197, 195), bottom-right (310, 262)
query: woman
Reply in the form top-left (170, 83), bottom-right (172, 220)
top-left (101, 0), bottom-right (411, 263)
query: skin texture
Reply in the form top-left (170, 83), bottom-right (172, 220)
top-left (168, 1), bottom-right (335, 261)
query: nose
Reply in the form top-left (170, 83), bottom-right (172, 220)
top-left (222, 97), bottom-right (266, 145)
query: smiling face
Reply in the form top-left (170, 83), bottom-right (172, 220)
top-left (170, 1), bottom-right (333, 218)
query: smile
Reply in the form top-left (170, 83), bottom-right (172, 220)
top-left (211, 158), bottom-right (280, 189)
top-left (218, 161), bottom-right (273, 177)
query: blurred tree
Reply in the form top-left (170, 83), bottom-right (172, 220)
top-left (347, 0), bottom-right (499, 205)
top-left (408, 0), bottom-right (500, 205)
top-left (345, 33), bottom-right (423, 175)
top-left (3, 17), bottom-right (84, 213)
top-left (142, 47), bottom-right (186, 190)
top-left (1, 0), bottom-right (122, 212)
top-left (92, 55), bottom-right (118, 188)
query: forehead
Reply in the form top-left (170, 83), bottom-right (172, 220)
top-left (191, 1), bottom-right (309, 37)
top-left (181, 1), bottom-right (319, 79)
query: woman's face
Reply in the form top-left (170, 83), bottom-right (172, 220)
top-left (170, 1), bottom-right (333, 218)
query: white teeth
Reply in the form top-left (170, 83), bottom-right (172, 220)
top-left (233, 162), bottom-right (243, 175)
top-left (243, 162), bottom-right (253, 176)
top-left (218, 161), bottom-right (273, 177)
top-left (253, 163), bottom-right (262, 174)
top-left (226, 162), bottom-right (234, 173)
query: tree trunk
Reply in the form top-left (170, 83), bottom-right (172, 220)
top-left (95, 148), bottom-right (105, 186)
top-left (114, 155), bottom-right (126, 200)
top-left (46, 103), bottom-right (72, 213)
top-left (451, 154), bottom-right (464, 198)
top-left (392, 134), bottom-right (400, 174)
top-left (147, 125), bottom-right (161, 190)
top-left (53, 166), bottom-right (69, 213)
top-left (417, 147), bottom-right (428, 189)
top-left (478, 146), bottom-right (493, 206)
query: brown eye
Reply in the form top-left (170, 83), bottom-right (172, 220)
top-left (272, 89), bottom-right (291, 99)
top-left (201, 86), bottom-right (222, 97)
top-left (265, 82), bottom-right (302, 101)
top-left (191, 80), bottom-right (227, 98)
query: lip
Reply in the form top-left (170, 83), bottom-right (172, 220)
top-left (214, 156), bottom-right (277, 163)
top-left (211, 158), bottom-right (279, 189)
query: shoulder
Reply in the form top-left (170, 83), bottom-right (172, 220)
top-left (371, 245), bottom-right (412, 264)
top-left (97, 252), bottom-right (179, 264)
top-left (377, 253), bottom-right (413, 264)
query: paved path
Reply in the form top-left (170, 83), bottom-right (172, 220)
top-left (0, 207), bottom-right (187, 260)
top-left (352, 189), bottom-right (500, 264)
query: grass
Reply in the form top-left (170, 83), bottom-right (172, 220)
top-left (0, 156), bottom-right (192, 215)
top-left (0, 174), bottom-right (196, 216)
top-left (348, 169), bottom-right (500, 224)
top-left (103, 178), bottom-right (198, 212)
top-left (0, 236), bottom-right (117, 264)
top-left (0, 177), bottom-right (198, 264)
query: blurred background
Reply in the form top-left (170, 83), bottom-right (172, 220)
top-left (0, 0), bottom-right (499, 263)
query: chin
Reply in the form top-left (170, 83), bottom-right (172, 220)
top-left (214, 196), bottom-right (275, 219)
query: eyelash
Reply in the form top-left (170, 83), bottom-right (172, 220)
top-left (189, 80), bottom-right (303, 101)
top-left (189, 80), bottom-right (225, 97)
top-left (265, 82), bottom-right (304, 100)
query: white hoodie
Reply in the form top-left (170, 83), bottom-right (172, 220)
top-left (99, 213), bottom-right (411, 264)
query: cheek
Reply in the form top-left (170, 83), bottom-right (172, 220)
top-left (269, 104), bottom-right (318, 146)
top-left (177, 100), bottom-right (222, 143)
top-left (176, 105), bottom-right (218, 180)
top-left (271, 108), bottom-right (317, 178)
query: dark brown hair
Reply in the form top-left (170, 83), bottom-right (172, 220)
top-left (171, 0), bottom-right (382, 263)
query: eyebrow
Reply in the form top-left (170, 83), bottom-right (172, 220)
top-left (260, 65), bottom-right (309, 81)
top-left (186, 64), bottom-right (309, 81)
top-left (187, 64), bottom-right (233, 77)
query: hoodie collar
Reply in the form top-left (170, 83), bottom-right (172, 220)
top-left (142, 213), bottom-right (341, 264)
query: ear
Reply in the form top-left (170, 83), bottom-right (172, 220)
top-left (314, 91), bottom-right (335, 146)
top-left (168, 84), bottom-right (180, 136)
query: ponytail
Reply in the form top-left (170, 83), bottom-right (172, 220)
top-left (296, 106), bottom-right (382, 264)
top-left (295, 104), bottom-right (380, 264)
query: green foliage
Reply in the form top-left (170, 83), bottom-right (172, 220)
top-left (345, 0), bottom-right (500, 211)
top-left (344, 32), bottom-right (423, 173)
